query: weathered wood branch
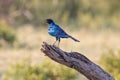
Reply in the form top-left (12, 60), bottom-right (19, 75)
top-left (41, 42), bottom-right (114, 80)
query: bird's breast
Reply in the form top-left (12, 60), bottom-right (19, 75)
top-left (48, 27), bottom-right (55, 33)
top-left (48, 27), bottom-right (56, 36)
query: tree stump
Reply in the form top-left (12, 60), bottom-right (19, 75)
top-left (41, 42), bottom-right (114, 80)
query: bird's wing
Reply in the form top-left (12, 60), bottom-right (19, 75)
top-left (55, 25), bottom-right (69, 38)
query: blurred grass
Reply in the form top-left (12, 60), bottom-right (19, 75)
top-left (0, 0), bottom-right (120, 29)
top-left (3, 57), bottom-right (80, 80)
top-left (0, 20), bottom-right (16, 46)
top-left (100, 49), bottom-right (120, 80)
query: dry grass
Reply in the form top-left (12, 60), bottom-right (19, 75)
top-left (0, 25), bottom-right (120, 76)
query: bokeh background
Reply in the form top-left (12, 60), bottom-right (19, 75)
top-left (0, 0), bottom-right (120, 80)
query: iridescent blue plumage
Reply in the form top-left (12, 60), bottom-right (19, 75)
top-left (46, 19), bottom-right (80, 46)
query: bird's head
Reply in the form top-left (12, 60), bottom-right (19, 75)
top-left (46, 19), bottom-right (54, 24)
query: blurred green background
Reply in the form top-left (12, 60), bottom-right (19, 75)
top-left (0, 0), bottom-right (120, 80)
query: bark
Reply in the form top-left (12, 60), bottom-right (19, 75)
top-left (41, 42), bottom-right (114, 80)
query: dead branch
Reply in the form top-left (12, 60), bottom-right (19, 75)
top-left (41, 42), bottom-right (114, 80)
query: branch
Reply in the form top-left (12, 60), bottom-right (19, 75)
top-left (41, 42), bottom-right (114, 80)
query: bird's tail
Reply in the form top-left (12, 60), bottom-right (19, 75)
top-left (68, 35), bottom-right (80, 42)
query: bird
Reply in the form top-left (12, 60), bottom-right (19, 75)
top-left (46, 19), bottom-right (80, 46)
